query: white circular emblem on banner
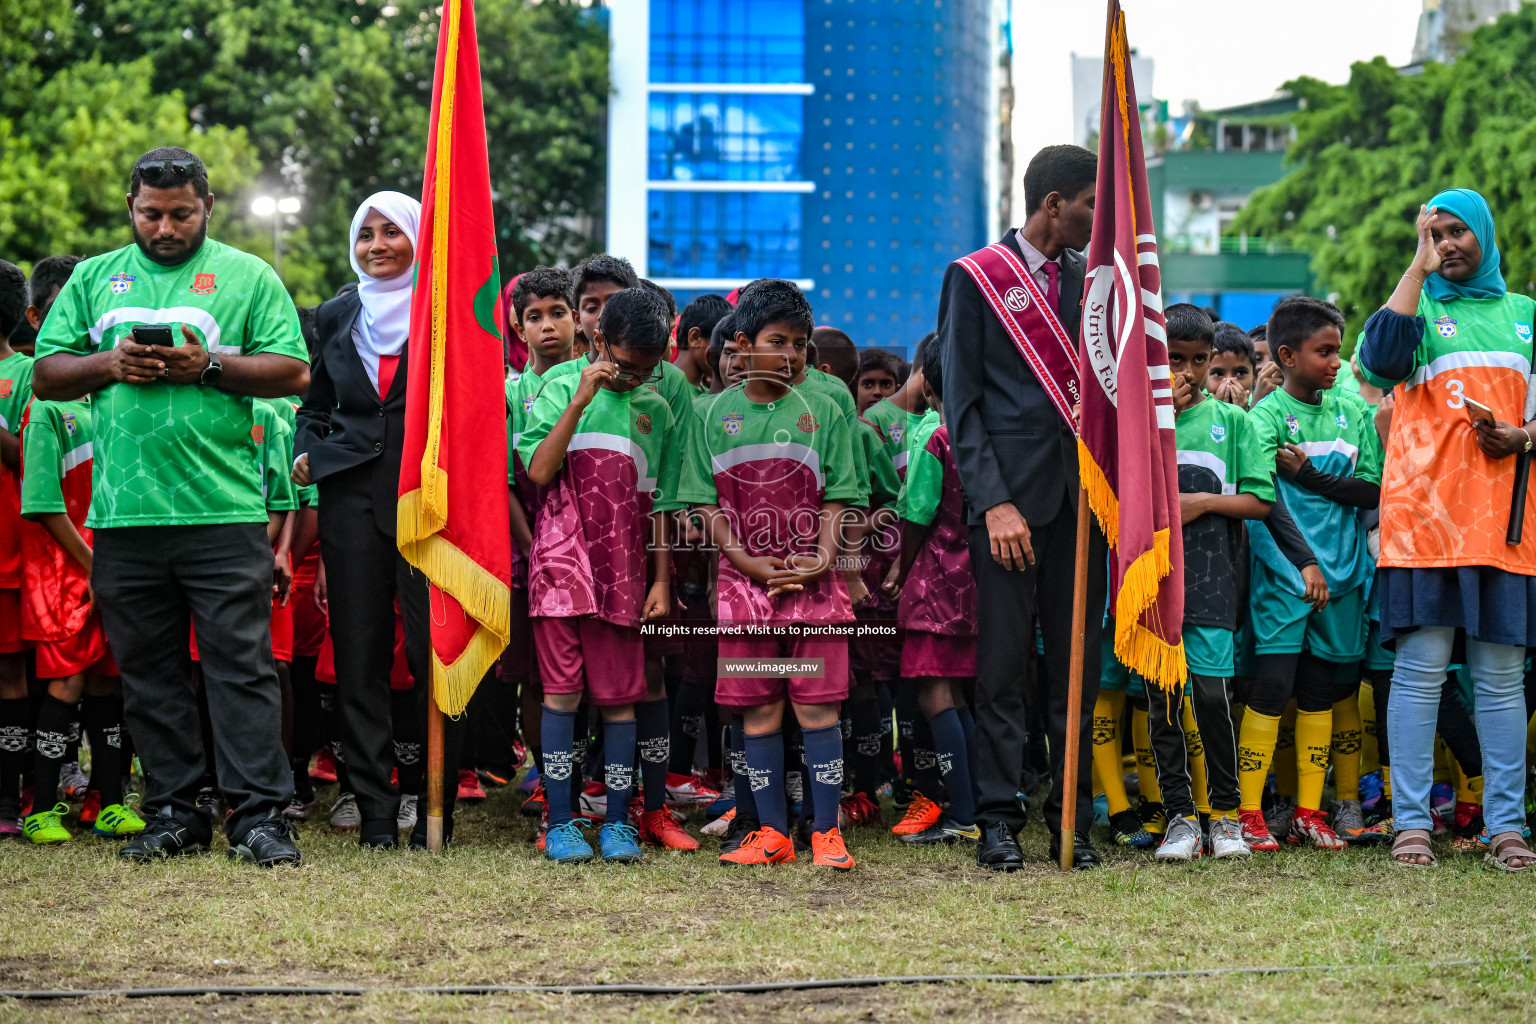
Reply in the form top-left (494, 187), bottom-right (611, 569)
top-left (1003, 286), bottom-right (1031, 312)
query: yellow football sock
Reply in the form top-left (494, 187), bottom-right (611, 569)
top-left (1382, 764), bottom-right (1393, 800)
top-left (1182, 700), bottom-right (1210, 816)
top-left (1131, 706), bottom-right (1161, 804)
top-left (1331, 693), bottom-right (1362, 802)
top-left (1294, 708), bottom-right (1333, 814)
top-left (1237, 709), bottom-right (1281, 812)
top-left (1091, 690), bottom-right (1130, 816)
top-left (1454, 763), bottom-right (1483, 805)
top-left (1274, 701), bottom-right (1298, 799)
top-left (1359, 681), bottom-right (1380, 775)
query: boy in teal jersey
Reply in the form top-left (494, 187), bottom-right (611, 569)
top-left (520, 287), bottom-right (683, 865)
top-left (1236, 296), bottom-right (1382, 852)
top-left (681, 280), bottom-right (862, 870)
top-left (0, 261), bottom-right (36, 834)
top-left (1143, 305), bottom-right (1276, 861)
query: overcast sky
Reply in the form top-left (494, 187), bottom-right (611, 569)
top-left (1007, 0), bottom-right (1424, 218)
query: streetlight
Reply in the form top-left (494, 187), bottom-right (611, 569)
top-left (251, 195), bottom-right (301, 278)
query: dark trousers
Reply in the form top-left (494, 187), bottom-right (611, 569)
top-left (319, 465), bottom-right (463, 832)
top-left (93, 524), bottom-right (291, 844)
top-left (1146, 673), bottom-right (1241, 819)
top-left (969, 507), bottom-right (1107, 835)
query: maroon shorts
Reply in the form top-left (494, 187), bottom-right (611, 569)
top-left (0, 589), bottom-right (28, 654)
top-left (901, 630), bottom-right (976, 679)
top-left (532, 616), bottom-right (645, 707)
top-left (34, 616), bottom-right (116, 678)
top-left (715, 636), bottom-right (849, 708)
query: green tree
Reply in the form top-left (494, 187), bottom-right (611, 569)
top-left (1235, 6), bottom-right (1536, 342)
top-left (21, 0), bottom-right (609, 302)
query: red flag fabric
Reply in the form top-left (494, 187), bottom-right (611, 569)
top-left (1077, 0), bottom-right (1186, 692)
top-left (398, 0), bottom-right (511, 715)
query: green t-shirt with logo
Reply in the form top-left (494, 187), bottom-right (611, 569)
top-left (34, 239), bottom-right (308, 528)
top-left (255, 400), bottom-right (299, 513)
top-left (0, 353), bottom-right (34, 436)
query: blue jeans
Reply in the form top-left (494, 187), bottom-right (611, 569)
top-left (1387, 627), bottom-right (1527, 836)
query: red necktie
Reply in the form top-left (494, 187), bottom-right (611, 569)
top-left (1043, 260), bottom-right (1059, 315)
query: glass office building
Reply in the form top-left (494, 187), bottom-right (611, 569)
top-left (607, 0), bottom-right (998, 350)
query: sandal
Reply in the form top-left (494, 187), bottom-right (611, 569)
top-left (1390, 828), bottom-right (1437, 868)
top-left (1484, 831), bottom-right (1536, 873)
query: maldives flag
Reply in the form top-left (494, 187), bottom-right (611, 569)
top-left (397, 0), bottom-right (511, 716)
top-left (1077, 0), bottom-right (1186, 692)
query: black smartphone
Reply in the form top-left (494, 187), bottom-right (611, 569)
top-left (132, 325), bottom-right (173, 347)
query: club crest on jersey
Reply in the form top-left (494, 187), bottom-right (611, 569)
top-left (722, 411), bottom-right (744, 435)
top-left (108, 273), bottom-right (134, 295)
top-left (1284, 413), bottom-right (1300, 437)
top-left (1209, 423), bottom-right (1226, 443)
top-left (0, 380), bottom-right (9, 399)
top-left (522, 395), bottom-right (536, 413)
top-left (797, 413), bottom-right (819, 433)
top-left (1336, 413), bottom-right (1349, 429)
top-left (251, 424), bottom-right (265, 443)
top-left (62, 413), bottom-right (77, 436)
top-left (1516, 322), bottom-right (1533, 343)
top-left (635, 413), bottom-right (652, 435)
top-left (889, 425), bottom-right (904, 445)
top-left (1433, 316), bottom-right (1457, 338)
top-left (190, 273), bottom-right (217, 295)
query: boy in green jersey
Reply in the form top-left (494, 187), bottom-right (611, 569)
top-left (1236, 297), bottom-right (1382, 852)
top-left (0, 261), bottom-right (35, 837)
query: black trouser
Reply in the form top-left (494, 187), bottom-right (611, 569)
top-left (93, 524), bottom-right (292, 844)
top-left (969, 506), bottom-right (1107, 835)
top-left (1146, 673), bottom-right (1241, 819)
top-left (1246, 652), bottom-right (1350, 717)
top-left (1371, 672), bottom-right (1482, 777)
top-left (320, 464), bottom-right (460, 833)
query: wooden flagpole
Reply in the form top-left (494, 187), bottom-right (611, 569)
top-left (1059, 484), bottom-right (1092, 871)
top-left (426, 688), bottom-right (445, 851)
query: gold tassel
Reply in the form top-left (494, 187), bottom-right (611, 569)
top-left (1077, 439), bottom-right (1120, 550)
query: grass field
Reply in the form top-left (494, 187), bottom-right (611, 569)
top-left (2, 780), bottom-right (1534, 1023)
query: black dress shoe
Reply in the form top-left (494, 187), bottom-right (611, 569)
top-left (976, 823), bottom-right (1024, 871)
top-left (359, 819), bottom-right (399, 850)
top-left (408, 812), bottom-right (453, 850)
top-left (120, 812), bottom-right (212, 863)
top-left (1049, 829), bottom-right (1103, 870)
top-left (229, 818), bottom-right (302, 867)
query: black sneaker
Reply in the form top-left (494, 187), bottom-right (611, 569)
top-left (717, 814), bottom-right (760, 860)
top-left (229, 817), bottom-right (302, 867)
top-left (120, 812), bottom-right (212, 862)
top-left (899, 813), bottom-right (982, 845)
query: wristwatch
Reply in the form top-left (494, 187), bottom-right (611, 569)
top-left (199, 349), bottom-right (223, 387)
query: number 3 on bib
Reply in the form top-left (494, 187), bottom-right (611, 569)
top-left (1445, 378), bottom-right (1466, 409)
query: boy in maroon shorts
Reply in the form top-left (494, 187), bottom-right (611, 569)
top-left (519, 287), bottom-right (683, 864)
top-left (19, 396), bottom-right (143, 842)
top-left (680, 280), bottom-right (862, 870)
top-left (887, 338), bottom-right (979, 846)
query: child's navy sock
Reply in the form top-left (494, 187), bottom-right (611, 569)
top-left (929, 707), bottom-right (975, 827)
top-left (729, 718), bottom-right (759, 821)
top-left (957, 704), bottom-right (978, 777)
top-left (802, 723), bottom-right (845, 835)
top-left (635, 699), bottom-right (670, 812)
top-left (602, 717), bottom-right (637, 825)
top-left (540, 705), bottom-right (577, 826)
top-left (743, 730), bottom-right (787, 835)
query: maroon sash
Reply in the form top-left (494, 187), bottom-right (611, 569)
top-left (954, 242), bottom-right (1081, 436)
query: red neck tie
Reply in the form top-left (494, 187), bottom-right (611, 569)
top-left (1043, 260), bottom-right (1060, 315)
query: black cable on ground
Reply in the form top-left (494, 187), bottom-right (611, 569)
top-left (0, 957), bottom-right (1500, 1000)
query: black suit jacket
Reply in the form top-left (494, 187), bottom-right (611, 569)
top-left (937, 230), bottom-right (1085, 527)
top-left (295, 291), bottom-right (410, 537)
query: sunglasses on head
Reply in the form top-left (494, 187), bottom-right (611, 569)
top-left (136, 159), bottom-right (202, 184)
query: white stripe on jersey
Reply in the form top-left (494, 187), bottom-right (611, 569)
top-left (61, 441), bottom-right (93, 475)
top-left (1176, 449), bottom-right (1237, 495)
top-left (1406, 349), bottom-right (1531, 390)
top-left (1295, 437), bottom-right (1360, 472)
top-left (89, 306), bottom-right (235, 355)
top-left (710, 441), bottom-right (824, 491)
top-left (567, 431), bottom-right (656, 492)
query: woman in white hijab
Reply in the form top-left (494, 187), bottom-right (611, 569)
top-left (293, 192), bottom-right (462, 850)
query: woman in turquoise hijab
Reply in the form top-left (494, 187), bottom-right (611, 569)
top-left (1358, 191), bottom-right (1536, 872)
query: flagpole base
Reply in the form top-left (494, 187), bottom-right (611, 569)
top-left (427, 691), bottom-right (445, 853)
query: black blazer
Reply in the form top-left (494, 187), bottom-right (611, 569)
top-left (295, 290), bottom-right (410, 536)
top-left (936, 230), bottom-right (1085, 527)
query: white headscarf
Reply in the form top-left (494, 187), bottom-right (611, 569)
top-left (346, 191), bottom-right (421, 390)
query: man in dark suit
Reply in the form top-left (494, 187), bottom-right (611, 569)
top-left (937, 144), bottom-right (1107, 870)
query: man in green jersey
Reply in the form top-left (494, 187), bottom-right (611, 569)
top-left (34, 147), bottom-right (311, 867)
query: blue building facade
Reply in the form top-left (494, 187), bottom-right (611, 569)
top-left (607, 0), bottom-right (997, 351)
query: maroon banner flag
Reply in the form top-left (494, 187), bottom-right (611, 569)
top-left (1077, 0), bottom-right (1186, 692)
top-left (397, 0), bottom-right (511, 716)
